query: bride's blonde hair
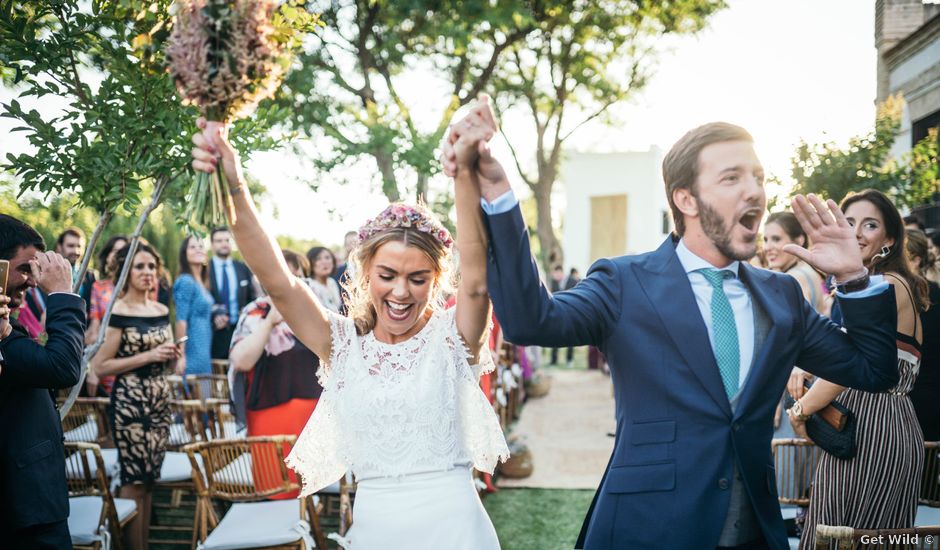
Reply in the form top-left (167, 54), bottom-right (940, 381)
top-left (344, 204), bottom-right (456, 335)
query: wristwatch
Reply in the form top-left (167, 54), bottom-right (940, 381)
top-left (789, 399), bottom-right (810, 422)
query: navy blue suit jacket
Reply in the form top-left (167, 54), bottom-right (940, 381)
top-left (484, 205), bottom-right (899, 550)
top-left (0, 293), bottom-right (85, 532)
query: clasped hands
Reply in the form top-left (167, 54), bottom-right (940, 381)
top-left (441, 95), bottom-right (511, 202)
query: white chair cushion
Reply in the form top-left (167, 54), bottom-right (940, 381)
top-left (114, 497), bottom-right (138, 523)
top-left (64, 418), bottom-right (99, 442)
top-left (65, 448), bottom-right (120, 481)
top-left (100, 448), bottom-right (120, 478)
top-left (200, 500), bottom-right (309, 550)
top-left (159, 451), bottom-right (201, 483)
top-left (916, 504), bottom-right (940, 526)
top-left (317, 481), bottom-right (341, 495)
top-left (779, 504), bottom-right (799, 520)
top-left (169, 422), bottom-right (192, 446)
top-left (68, 496), bottom-right (106, 545)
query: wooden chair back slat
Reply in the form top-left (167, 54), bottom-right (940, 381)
top-left (772, 438), bottom-right (822, 506)
top-left (211, 359), bottom-right (229, 377)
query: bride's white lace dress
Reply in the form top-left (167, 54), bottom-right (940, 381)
top-left (285, 307), bottom-right (510, 549)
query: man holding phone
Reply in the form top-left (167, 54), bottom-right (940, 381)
top-left (0, 214), bottom-right (85, 548)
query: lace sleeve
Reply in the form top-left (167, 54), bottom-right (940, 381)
top-left (442, 308), bottom-right (510, 473)
top-left (442, 307), bottom-right (496, 379)
top-left (317, 310), bottom-right (355, 387)
top-left (285, 310), bottom-right (355, 497)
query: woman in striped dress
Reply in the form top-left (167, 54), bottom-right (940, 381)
top-left (791, 189), bottom-right (928, 549)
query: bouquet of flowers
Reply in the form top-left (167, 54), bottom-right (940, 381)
top-left (166, 0), bottom-right (306, 227)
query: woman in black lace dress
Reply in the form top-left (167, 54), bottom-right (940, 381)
top-left (92, 242), bottom-right (180, 549)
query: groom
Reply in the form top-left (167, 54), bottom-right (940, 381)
top-left (442, 102), bottom-right (899, 550)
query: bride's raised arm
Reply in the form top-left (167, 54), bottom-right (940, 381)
top-left (191, 118), bottom-right (332, 359)
top-left (451, 100), bottom-right (500, 364)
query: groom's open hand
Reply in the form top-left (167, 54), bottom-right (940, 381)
top-left (785, 194), bottom-right (867, 283)
top-left (441, 95), bottom-right (511, 202)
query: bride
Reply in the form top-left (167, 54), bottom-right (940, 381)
top-left (190, 111), bottom-right (509, 549)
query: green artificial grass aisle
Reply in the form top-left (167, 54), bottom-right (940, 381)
top-left (484, 488), bottom-right (595, 550)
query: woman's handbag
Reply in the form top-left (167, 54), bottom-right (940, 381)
top-left (784, 390), bottom-right (857, 460)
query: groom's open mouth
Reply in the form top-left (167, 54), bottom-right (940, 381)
top-left (737, 208), bottom-right (762, 235)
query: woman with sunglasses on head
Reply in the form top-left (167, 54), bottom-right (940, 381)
top-left (190, 112), bottom-right (508, 548)
top-left (791, 190), bottom-right (927, 549)
top-left (92, 241), bottom-right (180, 549)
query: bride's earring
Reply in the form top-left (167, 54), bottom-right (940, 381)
top-left (878, 245), bottom-right (891, 258)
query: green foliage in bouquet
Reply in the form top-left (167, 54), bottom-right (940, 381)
top-left (166, 0), bottom-right (318, 229)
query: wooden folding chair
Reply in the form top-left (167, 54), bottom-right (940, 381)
top-left (815, 525), bottom-right (940, 549)
top-left (62, 398), bottom-right (120, 482)
top-left (187, 374), bottom-right (232, 403)
top-left (772, 437), bottom-right (822, 532)
top-left (184, 437), bottom-right (328, 549)
top-left (64, 442), bottom-right (138, 550)
top-left (62, 398), bottom-right (112, 446)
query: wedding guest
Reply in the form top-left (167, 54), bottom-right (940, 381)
top-left (93, 242), bottom-right (180, 549)
top-left (905, 228), bottom-right (940, 440)
top-left (306, 246), bottom-right (342, 313)
top-left (229, 249), bottom-right (322, 499)
top-left (85, 234), bottom-right (128, 396)
top-left (173, 236), bottom-right (214, 380)
top-left (793, 190), bottom-right (926, 549)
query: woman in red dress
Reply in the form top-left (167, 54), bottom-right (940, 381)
top-left (229, 249), bottom-right (323, 498)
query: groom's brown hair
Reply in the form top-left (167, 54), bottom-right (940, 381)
top-left (663, 122), bottom-right (753, 236)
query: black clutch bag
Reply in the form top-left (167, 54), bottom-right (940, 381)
top-left (784, 392), bottom-right (857, 460)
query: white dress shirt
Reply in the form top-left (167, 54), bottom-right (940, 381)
top-left (675, 239), bottom-right (755, 400)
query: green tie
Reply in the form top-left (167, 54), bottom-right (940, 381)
top-left (698, 268), bottom-right (740, 398)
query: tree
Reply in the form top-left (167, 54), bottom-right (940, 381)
top-left (276, 0), bottom-right (536, 212)
top-left (0, 0), bottom-right (311, 414)
top-left (788, 95), bottom-right (939, 209)
top-left (492, 0), bottom-right (726, 270)
top-left (789, 96), bottom-right (902, 203)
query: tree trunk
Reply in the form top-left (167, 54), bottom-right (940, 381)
top-left (374, 149), bottom-right (400, 202)
top-left (533, 175), bottom-right (563, 273)
top-left (72, 210), bottom-right (112, 294)
top-left (415, 172), bottom-right (429, 202)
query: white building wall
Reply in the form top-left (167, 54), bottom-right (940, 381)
top-left (560, 149), bottom-right (669, 274)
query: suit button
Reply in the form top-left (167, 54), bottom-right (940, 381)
top-left (732, 423), bottom-right (741, 432)
top-left (719, 478), bottom-right (730, 490)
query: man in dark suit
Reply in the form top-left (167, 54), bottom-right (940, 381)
top-left (442, 106), bottom-right (899, 549)
top-left (208, 227), bottom-right (256, 359)
top-left (0, 214), bottom-right (85, 548)
top-left (55, 227), bottom-right (96, 313)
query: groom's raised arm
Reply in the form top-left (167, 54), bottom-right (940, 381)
top-left (481, 193), bottom-right (622, 348)
top-left (442, 98), bottom-right (621, 348)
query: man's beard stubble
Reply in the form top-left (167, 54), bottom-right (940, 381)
top-left (697, 197), bottom-right (756, 262)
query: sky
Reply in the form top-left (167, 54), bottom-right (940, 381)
top-left (246, 0), bottom-right (879, 245)
top-left (1, 0), bottom-right (878, 247)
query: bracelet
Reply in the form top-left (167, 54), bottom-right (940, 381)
top-left (832, 268), bottom-right (870, 294)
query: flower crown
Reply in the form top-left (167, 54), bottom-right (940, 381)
top-left (358, 203), bottom-right (454, 249)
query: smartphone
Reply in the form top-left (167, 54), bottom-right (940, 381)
top-left (0, 259), bottom-right (9, 296)
top-left (175, 336), bottom-right (189, 346)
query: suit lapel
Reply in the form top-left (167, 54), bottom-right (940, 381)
top-left (634, 238), bottom-right (732, 418)
top-left (734, 264), bottom-right (786, 418)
